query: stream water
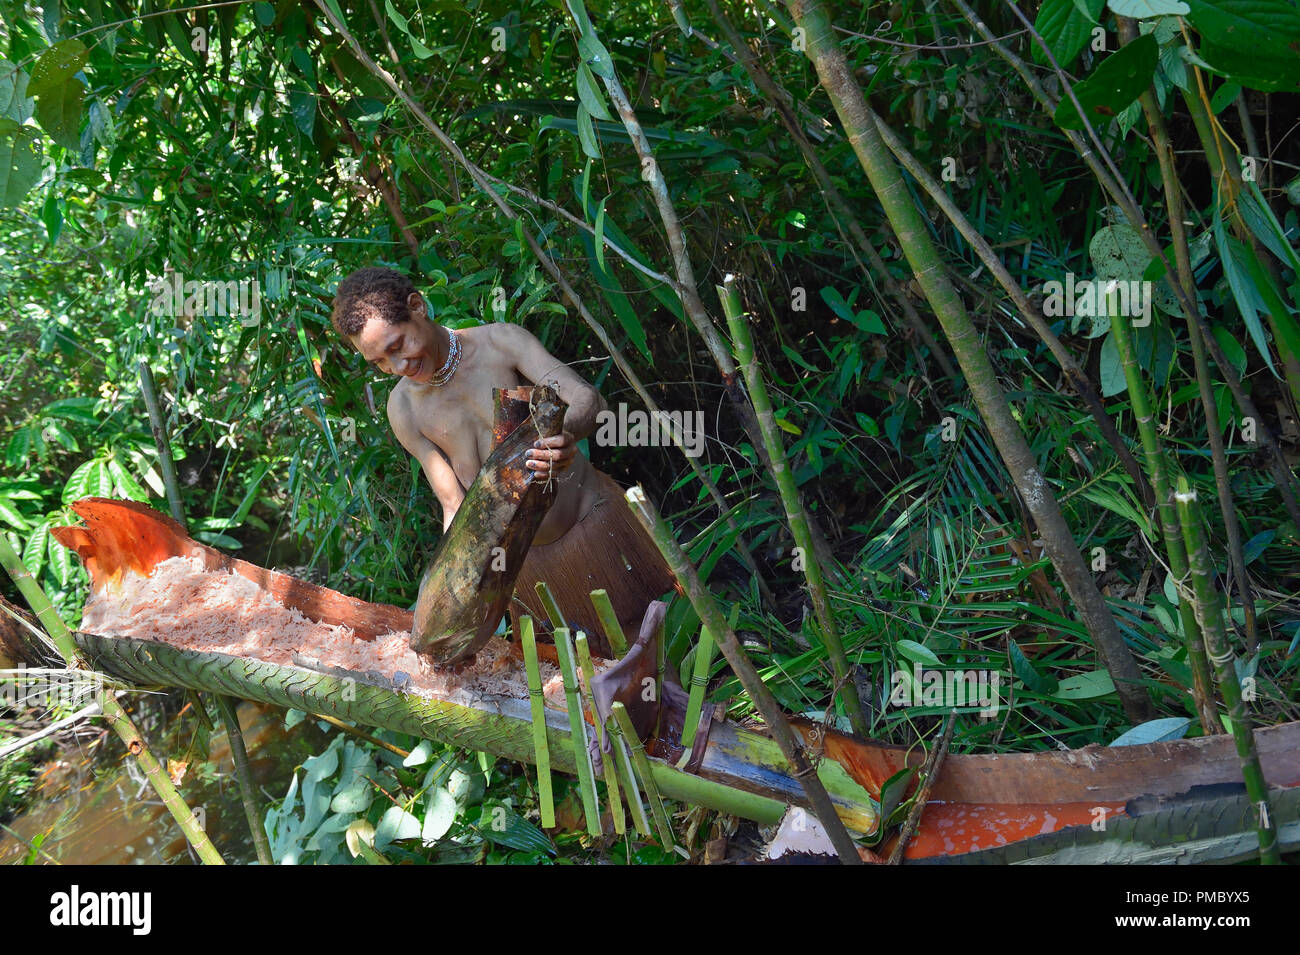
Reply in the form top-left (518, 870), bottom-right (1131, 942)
top-left (0, 701), bottom-right (326, 865)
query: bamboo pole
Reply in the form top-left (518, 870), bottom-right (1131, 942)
top-left (611, 701), bottom-right (675, 849)
top-left (680, 624), bottom-right (716, 755)
top-left (608, 716), bottom-right (653, 837)
top-left (625, 485), bottom-right (864, 863)
top-left (214, 695), bottom-right (273, 864)
top-left (534, 581), bottom-right (567, 634)
top-left (588, 589), bottom-right (628, 657)
top-left (137, 358), bottom-right (186, 527)
top-left (553, 627), bottom-right (602, 836)
top-left (1115, 16), bottom-right (1256, 655)
top-left (519, 615), bottom-right (555, 828)
top-left (577, 632), bottom-right (624, 834)
top-left (719, 275), bottom-right (869, 736)
top-left (785, 0), bottom-right (1153, 722)
top-left (1108, 296), bottom-right (1219, 732)
top-left (0, 534), bottom-right (224, 864)
top-left (1174, 478), bottom-right (1280, 864)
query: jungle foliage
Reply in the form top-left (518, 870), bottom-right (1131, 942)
top-left (2, 0), bottom-right (1299, 862)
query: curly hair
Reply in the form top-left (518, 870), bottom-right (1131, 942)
top-left (330, 267), bottom-right (419, 338)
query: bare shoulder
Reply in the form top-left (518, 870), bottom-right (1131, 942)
top-left (385, 380), bottom-right (418, 441)
top-left (479, 321), bottom-right (539, 351)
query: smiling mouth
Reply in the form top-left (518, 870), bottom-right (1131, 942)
top-left (409, 358), bottom-right (424, 379)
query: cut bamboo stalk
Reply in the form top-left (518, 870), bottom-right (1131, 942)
top-left (680, 624), bottom-right (716, 754)
top-left (577, 632), bottom-right (624, 835)
top-left (588, 589), bottom-right (628, 657)
top-left (612, 701), bottom-right (675, 849)
top-left (554, 627), bottom-right (602, 836)
top-left (608, 717), bottom-right (653, 837)
top-left (719, 275), bottom-right (869, 736)
top-left (534, 581), bottom-right (566, 633)
top-left (520, 615), bottom-right (555, 828)
top-left (1174, 478), bottom-right (1280, 865)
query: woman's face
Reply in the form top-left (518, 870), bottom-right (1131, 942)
top-left (351, 296), bottom-right (437, 382)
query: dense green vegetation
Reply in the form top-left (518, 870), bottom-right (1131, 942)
top-left (2, 0), bottom-right (1298, 863)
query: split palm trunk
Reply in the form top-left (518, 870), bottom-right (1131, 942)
top-left (784, 0), bottom-right (1153, 722)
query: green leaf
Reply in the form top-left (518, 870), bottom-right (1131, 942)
top-left (1099, 330), bottom-right (1126, 396)
top-left (1008, 640), bottom-right (1059, 694)
top-left (575, 102), bottom-right (599, 158)
top-left (0, 497), bottom-right (29, 530)
top-left (0, 60), bottom-right (33, 122)
top-left (1211, 325), bottom-right (1247, 374)
top-left (1053, 670), bottom-right (1116, 699)
top-left (62, 459), bottom-right (96, 505)
top-left (384, 0), bottom-right (410, 34)
top-left (576, 62), bottom-right (613, 121)
top-left (107, 457), bottom-right (149, 501)
top-left (22, 518), bottom-right (49, 576)
top-left (577, 31), bottom-right (615, 80)
top-left (47, 530), bottom-right (72, 587)
top-left (895, 639), bottom-right (940, 666)
top-left (1090, 223), bottom-right (1152, 280)
top-left (1214, 211), bottom-right (1276, 375)
top-left (1109, 717), bottom-right (1191, 745)
top-left (35, 78), bottom-right (83, 150)
top-left (593, 195), bottom-right (607, 272)
top-left (253, 1), bottom-right (275, 27)
top-left (289, 88), bottom-right (315, 137)
top-left (1186, 0), bottom-right (1300, 90)
top-left (1195, 38), bottom-right (1300, 92)
top-left (1209, 81), bottom-right (1241, 114)
top-left (477, 804), bottom-right (555, 854)
top-left (41, 189), bottom-right (61, 244)
top-left (1108, 0), bottom-right (1189, 16)
top-left (374, 805), bottom-right (423, 850)
top-left (1242, 530), bottom-right (1273, 564)
top-left (1185, 0), bottom-right (1300, 61)
top-left (421, 787), bottom-right (458, 843)
top-left (1054, 34), bottom-right (1159, 130)
top-left (1034, 0), bottom-right (1106, 67)
top-left (0, 122), bottom-right (41, 209)
top-left (27, 40), bottom-right (88, 98)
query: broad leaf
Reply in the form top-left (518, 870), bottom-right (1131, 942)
top-left (1055, 34), bottom-right (1159, 130)
top-left (1034, 0), bottom-right (1107, 67)
top-left (0, 122), bottom-right (42, 209)
top-left (1109, 717), bottom-right (1191, 745)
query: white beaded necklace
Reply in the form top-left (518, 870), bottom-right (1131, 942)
top-left (427, 328), bottom-right (461, 386)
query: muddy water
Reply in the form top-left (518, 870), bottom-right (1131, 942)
top-left (0, 701), bottom-right (326, 865)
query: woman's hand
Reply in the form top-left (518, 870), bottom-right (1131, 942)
top-left (527, 431), bottom-right (577, 478)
